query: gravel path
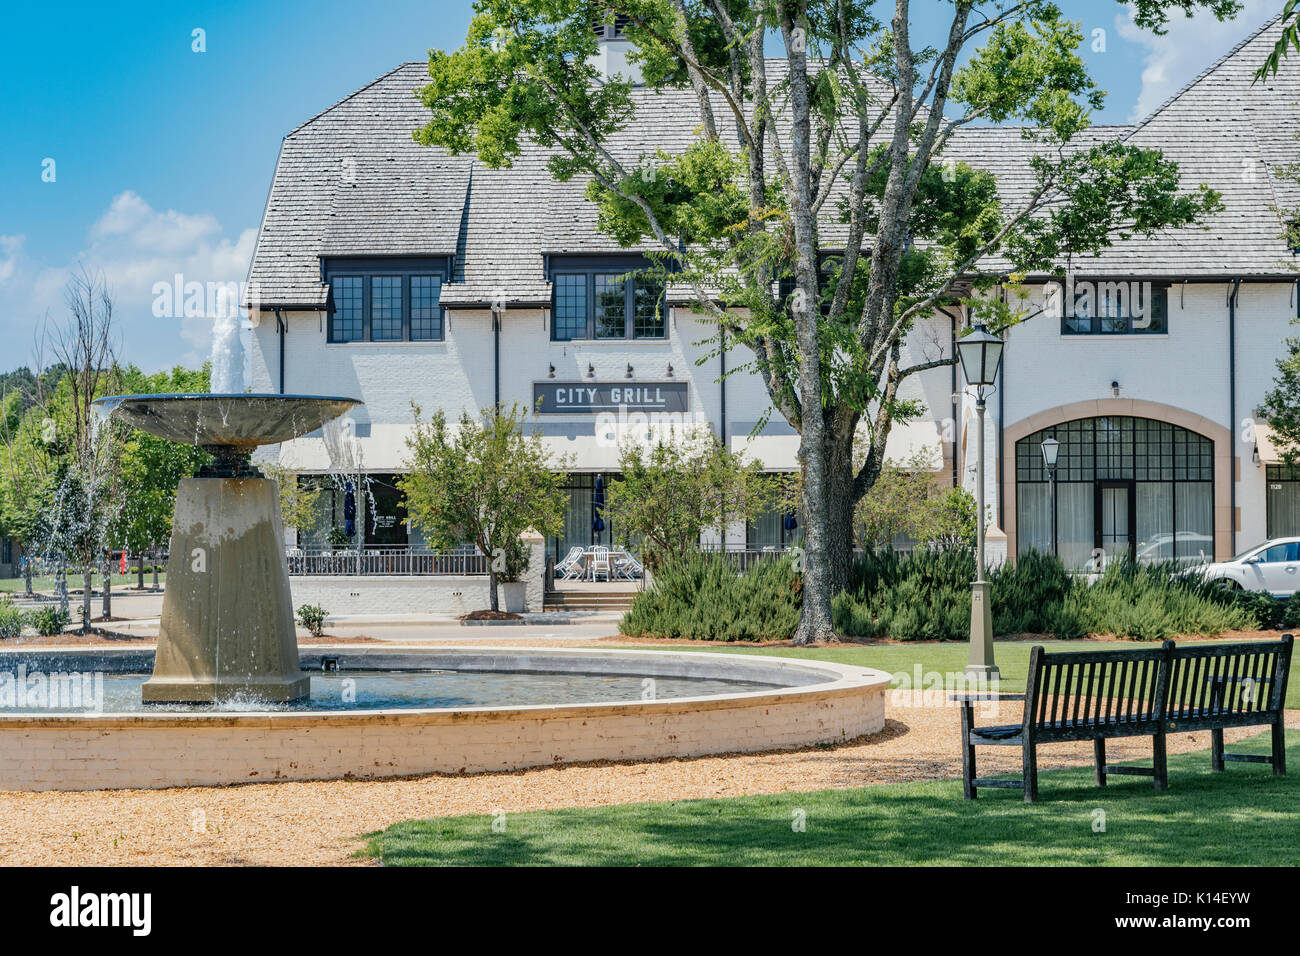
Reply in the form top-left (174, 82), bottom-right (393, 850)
top-left (2, 694), bottom-right (1291, 867)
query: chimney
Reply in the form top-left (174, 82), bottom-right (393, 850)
top-left (591, 14), bottom-right (642, 84)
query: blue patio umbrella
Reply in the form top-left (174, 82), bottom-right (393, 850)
top-left (592, 476), bottom-right (606, 535)
top-left (343, 482), bottom-right (357, 537)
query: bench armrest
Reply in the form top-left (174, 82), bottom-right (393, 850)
top-left (949, 693), bottom-right (1027, 702)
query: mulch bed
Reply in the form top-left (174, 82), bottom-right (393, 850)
top-left (457, 610), bottom-right (524, 621)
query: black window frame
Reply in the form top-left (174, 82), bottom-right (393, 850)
top-left (547, 255), bottom-right (667, 342)
top-left (1057, 280), bottom-right (1170, 336)
top-left (324, 257), bottom-right (450, 344)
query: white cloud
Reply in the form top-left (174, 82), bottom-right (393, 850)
top-left (1116, 0), bottom-right (1278, 122)
top-left (0, 192), bottom-right (255, 373)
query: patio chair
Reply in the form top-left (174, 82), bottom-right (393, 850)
top-left (556, 546), bottom-right (586, 581)
top-left (614, 552), bottom-right (643, 580)
top-left (591, 546), bottom-right (612, 581)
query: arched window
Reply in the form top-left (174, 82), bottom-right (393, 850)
top-left (1016, 417), bottom-right (1213, 568)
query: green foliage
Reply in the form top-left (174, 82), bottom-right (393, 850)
top-left (32, 605), bottom-right (71, 637)
top-left (834, 550), bottom-right (1259, 641)
top-left (620, 552), bottom-right (800, 641)
top-left (497, 537), bottom-right (531, 583)
top-left (399, 402), bottom-right (567, 610)
top-left (606, 431), bottom-right (773, 571)
top-left (296, 603), bottom-right (328, 637)
top-left (853, 453), bottom-right (977, 550)
top-left (0, 598), bottom-right (28, 639)
top-left (1255, 0), bottom-right (1299, 81)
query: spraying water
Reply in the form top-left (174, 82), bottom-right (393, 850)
top-left (209, 289), bottom-right (246, 393)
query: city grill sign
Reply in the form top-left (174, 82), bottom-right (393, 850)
top-left (534, 382), bottom-right (689, 414)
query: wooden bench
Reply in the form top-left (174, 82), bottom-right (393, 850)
top-left (954, 635), bottom-right (1292, 802)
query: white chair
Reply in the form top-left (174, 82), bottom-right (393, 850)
top-left (556, 546), bottom-right (585, 580)
top-left (591, 546), bottom-right (612, 581)
top-left (615, 551), bottom-right (643, 580)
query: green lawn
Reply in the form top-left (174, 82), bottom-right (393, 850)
top-left (617, 639), bottom-right (1300, 709)
top-left (0, 574), bottom-right (164, 594)
top-left (368, 732), bottom-right (1297, 866)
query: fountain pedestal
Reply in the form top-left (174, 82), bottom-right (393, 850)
top-left (143, 476), bottom-right (309, 704)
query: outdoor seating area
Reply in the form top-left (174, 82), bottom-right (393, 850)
top-left (555, 546), bottom-right (643, 582)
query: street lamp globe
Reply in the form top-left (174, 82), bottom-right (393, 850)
top-left (957, 323), bottom-right (1005, 387)
top-left (1040, 435), bottom-right (1060, 470)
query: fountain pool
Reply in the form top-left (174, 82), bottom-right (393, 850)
top-left (0, 646), bottom-right (891, 791)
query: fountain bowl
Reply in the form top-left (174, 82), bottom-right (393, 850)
top-left (93, 393), bottom-right (360, 448)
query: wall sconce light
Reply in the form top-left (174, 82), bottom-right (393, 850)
top-left (625, 363), bottom-right (634, 379)
top-left (1110, 380), bottom-right (1120, 398)
top-left (666, 363), bottom-right (674, 378)
top-left (547, 363), bottom-right (556, 378)
top-left (586, 363), bottom-right (595, 379)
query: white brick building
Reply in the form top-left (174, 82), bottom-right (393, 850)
top-left (245, 16), bottom-right (1300, 569)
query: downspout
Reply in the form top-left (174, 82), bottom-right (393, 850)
top-left (719, 319), bottom-right (727, 447)
top-left (275, 308), bottom-right (285, 395)
top-left (1229, 277), bottom-right (1241, 556)
top-left (492, 307), bottom-right (501, 409)
top-left (938, 305), bottom-right (961, 488)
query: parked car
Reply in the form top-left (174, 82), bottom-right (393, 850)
top-left (1134, 532), bottom-right (1215, 565)
top-left (1187, 537), bottom-right (1300, 596)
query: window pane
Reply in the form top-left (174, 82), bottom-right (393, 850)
top-left (1057, 483), bottom-right (1095, 571)
top-left (330, 276), bottom-right (363, 342)
top-left (594, 274), bottom-right (626, 338)
top-left (1016, 483), bottom-right (1052, 556)
top-left (1267, 473), bottom-right (1300, 537)
top-left (371, 275), bottom-right (402, 340)
top-left (554, 274), bottom-right (587, 340)
top-left (411, 275), bottom-right (443, 341)
top-left (1136, 482), bottom-right (1174, 563)
top-left (633, 274), bottom-right (665, 338)
top-left (1174, 483), bottom-right (1212, 564)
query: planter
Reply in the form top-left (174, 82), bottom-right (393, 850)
top-left (499, 581), bottom-right (526, 613)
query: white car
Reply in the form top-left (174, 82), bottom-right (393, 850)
top-left (1189, 537), bottom-right (1300, 596)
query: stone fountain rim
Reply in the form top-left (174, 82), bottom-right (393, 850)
top-left (93, 392), bottom-right (363, 403)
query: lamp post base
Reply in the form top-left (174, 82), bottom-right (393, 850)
top-left (966, 579), bottom-right (1000, 680)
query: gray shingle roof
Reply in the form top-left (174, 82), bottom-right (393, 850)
top-left (246, 16), bottom-right (1300, 308)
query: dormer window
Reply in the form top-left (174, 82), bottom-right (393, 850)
top-left (548, 256), bottom-right (666, 342)
top-left (324, 257), bottom-right (449, 343)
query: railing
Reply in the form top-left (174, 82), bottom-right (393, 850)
top-left (286, 545), bottom-right (488, 576)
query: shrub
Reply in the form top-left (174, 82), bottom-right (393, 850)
top-left (833, 549), bottom-right (1260, 642)
top-left (0, 599), bottom-right (28, 640)
top-left (32, 606), bottom-right (71, 637)
top-left (296, 603), bottom-right (329, 637)
top-left (620, 552), bottom-right (800, 641)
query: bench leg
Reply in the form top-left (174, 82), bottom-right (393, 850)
top-left (1023, 738), bottom-right (1038, 803)
top-left (1273, 721), bottom-right (1287, 777)
top-left (960, 703), bottom-right (976, 800)
top-left (1153, 732), bottom-right (1169, 791)
top-left (1211, 728), bottom-right (1225, 772)
top-left (1094, 738), bottom-right (1106, 786)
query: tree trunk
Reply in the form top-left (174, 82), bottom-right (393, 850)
top-left (137, 550), bottom-right (145, 590)
top-left (57, 560), bottom-right (68, 614)
top-left (23, 551), bottom-right (32, 597)
top-left (152, 550), bottom-right (159, 590)
top-left (825, 434), bottom-right (858, 596)
top-left (488, 566), bottom-right (499, 612)
top-left (81, 567), bottom-right (92, 633)
top-left (101, 554), bottom-right (112, 619)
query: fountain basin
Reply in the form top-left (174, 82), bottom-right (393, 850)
top-left (94, 393), bottom-right (359, 448)
top-left (0, 646), bottom-right (891, 791)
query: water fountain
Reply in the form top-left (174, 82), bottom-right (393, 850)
top-left (94, 391), bottom-right (360, 703)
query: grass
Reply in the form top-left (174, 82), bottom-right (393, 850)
top-left (612, 639), bottom-right (1300, 709)
top-left (367, 732), bottom-right (1297, 866)
top-left (0, 573), bottom-right (164, 593)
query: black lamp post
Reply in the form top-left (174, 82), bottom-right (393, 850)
top-left (1041, 435), bottom-right (1060, 559)
top-left (956, 323), bottom-right (1005, 679)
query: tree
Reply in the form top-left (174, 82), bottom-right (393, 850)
top-left (1256, 0), bottom-right (1299, 81)
top-left (263, 464), bottom-right (324, 543)
top-left (854, 450), bottom-right (975, 549)
top-left (111, 364), bottom-right (211, 589)
top-left (416, 0), bottom-right (1233, 642)
top-left (605, 429), bottom-right (773, 570)
top-left (399, 402), bottom-right (568, 611)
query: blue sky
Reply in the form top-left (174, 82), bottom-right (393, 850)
top-left (0, 0), bottom-right (1283, 372)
